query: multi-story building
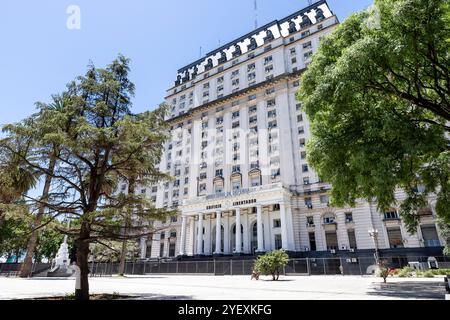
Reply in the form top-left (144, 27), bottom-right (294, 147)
top-left (136, 0), bottom-right (443, 260)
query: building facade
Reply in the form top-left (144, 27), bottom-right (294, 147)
top-left (136, 0), bottom-right (443, 260)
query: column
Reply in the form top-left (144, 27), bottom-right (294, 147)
top-left (256, 205), bottom-right (265, 252)
top-left (189, 217), bottom-right (195, 256)
top-left (242, 213), bottom-right (249, 253)
top-left (179, 215), bottom-right (187, 256)
top-left (235, 208), bottom-right (241, 253)
top-left (224, 214), bottom-right (230, 254)
top-left (140, 236), bottom-right (147, 259)
top-left (279, 202), bottom-right (290, 251)
top-left (215, 211), bottom-right (222, 254)
top-left (197, 212), bottom-right (203, 255)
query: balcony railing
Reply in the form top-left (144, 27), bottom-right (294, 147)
top-left (424, 240), bottom-right (441, 247)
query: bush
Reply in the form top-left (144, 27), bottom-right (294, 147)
top-left (423, 271), bottom-right (435, 278)
top-left (378, 267), bottom-right (390, 283)
top-left (397, 266), bottom-right (413, 278)
top-left (253, 250), bottom-right (289, 281)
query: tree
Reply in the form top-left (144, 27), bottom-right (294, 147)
top-left (11, 94), bottom-right (72, 277)
top-left (2, 55), bottom-right (173, 299)
top-left (298, 0), bottom-right (450, 242)
top-left (253, 250), bottom-right (289, 281)
top-left (0, 133), bottom-right (37, 230)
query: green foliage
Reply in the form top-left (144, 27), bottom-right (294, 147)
top-left (397, 266), bottom-right (414, 277)
top-left (1, 54), bottom-right (174, 299)
top-left (253, 250), bottom-right (289, 281)
top-left (298, 0), bottom-right (450, 249)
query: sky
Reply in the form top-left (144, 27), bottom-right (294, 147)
top-left (0, 0), bottom-right (373, 127)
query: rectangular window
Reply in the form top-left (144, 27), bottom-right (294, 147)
top-left (264, 56), bottom-right (273, 65)
top-left (308, 232), bottom-right (316, 251)
top-left (320, 195), bottom-right (329, 204)
top-left (307, 216), bottom-right (314, 226)
top-left (387, 228), bottom-right (404, 248)
top-left (274, 234), bottom-right (282, 250)
top-left (273, 219), bottom-right (281, 228)
top-left (348, 230), bottom-right (357, 249)
top-left (325, 232), bottom-right (338, 250)
top-left (345, 212), bottom-right (353, 223)
top-left (384, 210), bottom-right (399, 220)
top-left (302, 164), bottom-right (309, 172)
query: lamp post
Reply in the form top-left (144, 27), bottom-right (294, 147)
top-left (368, 228), bottom-right (380, 266)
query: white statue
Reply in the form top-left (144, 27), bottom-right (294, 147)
top-left (54, 235), bottom-right (70, 269)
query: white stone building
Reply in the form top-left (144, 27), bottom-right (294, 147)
top-left (134, 0), bottom-right (443, 260)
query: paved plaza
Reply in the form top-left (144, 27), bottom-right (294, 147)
top-left (0, 275), bottom-right (446, 300)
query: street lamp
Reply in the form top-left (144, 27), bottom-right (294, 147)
top-left (368, 228), bottom-right (380, 266)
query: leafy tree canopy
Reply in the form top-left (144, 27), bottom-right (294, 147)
top-left (298, 0), bottom-right (450, 233)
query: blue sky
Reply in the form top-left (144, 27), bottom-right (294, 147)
top-left (0, 0), bottom-right (373, 126)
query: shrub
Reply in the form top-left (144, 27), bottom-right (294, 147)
top-left (253, 250), bottom-right (289, 281)
top-left (423, 271), bottom-right (435, 278)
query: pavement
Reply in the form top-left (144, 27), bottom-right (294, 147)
top-left (0, 275), bottom-right (446, 300)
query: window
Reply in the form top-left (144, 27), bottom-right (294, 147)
top-left (265, 65), bottom-right (274, 74)
top-left (274, 234), bottom-right (282, 250)
top-left (384, 210), bottom-right (399, 220)
top-left (325, 231), bottom-right (338, 250)
top-left (298, 126), bottom-right (304, 134)
top-left (302, 164), bottom-right (309, 172)
top-left (297, 114), bottom-right (303, 122)
top-left (232, 121), bottom-right (240, 129)
top-left (266, 87), bottom-right (275, 95)
top-left (421, 225), bottom-right (440, 247)
top-left (299, 138), bottom-right (306, 147)
top-left (291, 57), bottom-right (297, 64)
top-left (345, 212), bottom-right (353, 223)
top-left (249, 105), bottom-right (257, 113)
top-left (264, 56), bottom-right (273, 65)
top-left (232, 181), bottom-right (241, 191)
top-left (215, 169), bottom-right (223, 176)
top-left (203, 82), bottom-right (210, 89)
top-left (301, 30), bottom-right (310, 38)
top-left (320, 195), bottom-right (329, 204)
top-left (232, 79), bottom-right (239, 86)
top-left (323, 214), bottom-right (335, 224)
top-left (290, 47), bottom-right (296, 55)
top-left (231, 70), bottom-right (239, 78)
top-left (307, 216), bottom-right (314, 226)
top-left (267, 110), bottom-right (276, 118)
top-left (273, 219), bottom-right (281, 228)
top-left (300, 151), bottom-right (307, 159)
top-left (293, 80), bottom-right (299, 87)
top-left (151, 186), bottom-right (158, 193)
top-left (305, 197), bottom-right (313, 208)
top-left (199, 183), bottom-right (206, 192)
top-left (232, 165), bottom-right (240, 173)
top-left (308, 232), bottom-right (316, 251)
top-left (387, 228), bottom-right (404, 248)
top-left (304, 51), bottom-right (313, 60)
top-left (302, 41), bottom-right (312, 49)
top-left (199, 172), bottom-right (207, 180)
top-left (247, 63), bottom-right (255, 72)
top-left (303, 177), bottom-right (310, 185)
top-left (267, 99), bottom-right (276, 107)
top-left (248, 94), bottom-right (256, 101)
top-left (217, 76), bottom-right (224, 84)
top-left (348, 230), bottom-right (357, 249)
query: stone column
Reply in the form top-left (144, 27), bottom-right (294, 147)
top-left (189, 217), bottom-right (195, 256)
top-left (279, 202), bottom-right (290, 250)
top-left (140, 237), bottom-right (147, 259)
top-left (197, 212), bottom-right (204, 255)
top-left (215, 211), bottom-right (222, 254)
top-left (256, 205), bottom-right (265, 252)
top-left (223, 213), bottom-right (230, 254)
top-left (235, 208), bottom-right (241, 253)
top-left (179, 215), bottom-right (187, 256)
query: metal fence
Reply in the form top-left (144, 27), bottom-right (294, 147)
top-left (0, 262), bottom-right (52, 277)
top-left (2, 256), bottom-right (449, 277)
top-left (87, 255), bottom-right (450, 277)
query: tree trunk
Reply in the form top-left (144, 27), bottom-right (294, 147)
top-left (118, 238), bottom-right (127, 276)
top-left (118, 178), bottom-right (135, 276)
top-left (19, 155), bottom-right (56, 278)
top-left (75, 221), bottom-right (90, 300)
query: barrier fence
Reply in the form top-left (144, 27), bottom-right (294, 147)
top-left (2, 256), bottom-right (449, 277)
